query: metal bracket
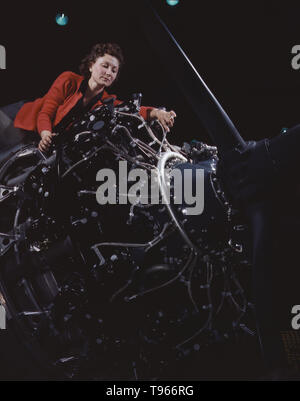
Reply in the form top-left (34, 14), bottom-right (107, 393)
top-left (0, 185), bottom-right (18, 203)
top-left (0, 232), bottom-right (18, 257)
top-left (91, 245), bottom-right (106, 266)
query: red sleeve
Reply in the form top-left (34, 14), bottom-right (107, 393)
top-left (37, 71), bottom-right (75, 134)
top-left (103, 92), bottom-right (154, 121)
top-left (111, 96), bottom-right (154, 121)
top-left (139, 106), bottom-right (154, 121)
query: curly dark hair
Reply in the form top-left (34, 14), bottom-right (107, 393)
top-left (79, 43), bottom-right (124, 79)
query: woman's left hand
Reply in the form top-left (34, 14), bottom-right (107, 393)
top-left (149, 109), bottom-right (177, 132)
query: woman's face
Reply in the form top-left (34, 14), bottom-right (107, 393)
top-left (89, 53), bottom-right (120, 88)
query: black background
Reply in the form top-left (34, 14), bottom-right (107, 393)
top-left (0, 0), bottom-right (299, 381)
top-left (1, 0), bottom-right (300, 144)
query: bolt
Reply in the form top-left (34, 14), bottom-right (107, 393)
top-left (110, 254), bottom-right (118, 262)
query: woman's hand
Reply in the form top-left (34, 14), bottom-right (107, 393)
top-left (149, 109), bottom-right (177, 132)
top-left (38, 130), bottom-right (55, 152)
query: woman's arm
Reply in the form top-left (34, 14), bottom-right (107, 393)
top-left (148, 108), bottom-right (176, 132)
top-left (38, 130), bottom-right (56, 152)
top-left (37, 71), bottom-right (74, 135)
top-left (37, 72), bottom-right (75, 151)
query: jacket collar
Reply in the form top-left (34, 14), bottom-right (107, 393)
top-left (79, 77), bottom-right (112, 102)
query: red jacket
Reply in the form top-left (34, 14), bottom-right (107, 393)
top-left (14, 71), bottom-right (153, 135)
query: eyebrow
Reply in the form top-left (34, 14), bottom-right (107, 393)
top-left (101, 61), bottom-right (118, 69)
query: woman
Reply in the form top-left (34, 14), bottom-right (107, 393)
top-left (14, 43), bottom-right (177, 152)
